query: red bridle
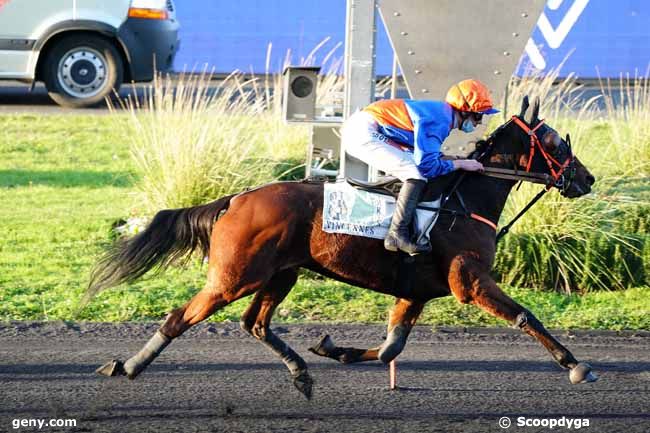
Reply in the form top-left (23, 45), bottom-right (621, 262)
top-left (511, 116), bottom-right (573, 188)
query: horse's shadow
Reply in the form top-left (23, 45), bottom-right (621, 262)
top-left (2, 359), bottom-right (648, 378)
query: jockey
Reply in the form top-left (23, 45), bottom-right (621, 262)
top-left (342, 78), bottom-right (500, 255)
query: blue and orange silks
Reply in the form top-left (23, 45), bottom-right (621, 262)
top-left (363, 99), bottom-right (455, 178)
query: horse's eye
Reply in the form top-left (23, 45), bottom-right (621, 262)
top-left (553, 134), bottom-right (562, 148)
top-left (543, 131), bottom-right (561, 151)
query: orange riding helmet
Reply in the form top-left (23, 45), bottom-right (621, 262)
top-left (445, 79), bottom-right (500, 115)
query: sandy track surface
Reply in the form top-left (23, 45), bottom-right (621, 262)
top-left (1, 322), bottom-right (648, 432)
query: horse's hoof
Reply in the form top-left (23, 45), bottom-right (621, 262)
top-left (96, 360), bottom-right (126, 377)
top-left (293, 371), bottom-right (314, 400)
top-left (569, 362), bottom-right (598, 384)
top-left (308, 335), bottom-right (335, 357)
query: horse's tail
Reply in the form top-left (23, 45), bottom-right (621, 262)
top-left (84, 194), bottom-right (235, 303)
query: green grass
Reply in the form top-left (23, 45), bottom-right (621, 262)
top-left (1, 113), bottom-right (648, 329)
top-left (0, 114), bottom-right (133, 319)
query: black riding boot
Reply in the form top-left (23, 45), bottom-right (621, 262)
top-left (384, 179), bottom-right (431, 255)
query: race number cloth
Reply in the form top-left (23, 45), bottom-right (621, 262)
top-left (323, 181), bottom-right (440, 243)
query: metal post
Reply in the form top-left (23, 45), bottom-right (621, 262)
top-left (340, 0), bottom-right (377, 181)
top-left (343, 0), bottom-right (377, 118)
top-left (391, 54), bottom-right (398, 99)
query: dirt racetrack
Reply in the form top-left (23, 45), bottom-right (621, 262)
top-left (1, 322), bottom-right (648, 433)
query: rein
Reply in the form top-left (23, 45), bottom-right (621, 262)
top-left (494, 188), bottom-right (547, 243)
top-left (480, 166), bottom-right (551, 185)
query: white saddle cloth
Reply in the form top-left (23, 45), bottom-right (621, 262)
top-left (322, 181), bottom-right (440, 245)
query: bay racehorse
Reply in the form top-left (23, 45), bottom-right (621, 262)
top-left (90, 97), bottom-right (597, 399)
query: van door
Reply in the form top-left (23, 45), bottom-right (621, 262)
top-left (0, 0), bottom-right (72, 79)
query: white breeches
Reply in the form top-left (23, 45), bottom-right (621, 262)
top-left (341, 111), bottom-right (425, 182)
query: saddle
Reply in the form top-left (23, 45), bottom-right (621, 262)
top-left (345, 176), bottom-right (402, 196)
top-left (345, 174), bottom-right (453, 204)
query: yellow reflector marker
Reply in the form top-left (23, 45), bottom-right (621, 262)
top-left (128, 7), bottom-right (168, 20)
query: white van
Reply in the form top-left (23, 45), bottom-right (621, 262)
top-left (0, 0), bottom-right (179, 107)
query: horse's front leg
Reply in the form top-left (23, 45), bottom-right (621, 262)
top-left (309, 297), bottom-right (424, 364)
top-left (449, 254), bottom-right (598, 384)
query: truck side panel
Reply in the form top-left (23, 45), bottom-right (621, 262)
top-left (0, 0), bottom-right (72, 78)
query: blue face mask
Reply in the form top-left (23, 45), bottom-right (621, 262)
top-left (461, 118), bottom-right (475, 133)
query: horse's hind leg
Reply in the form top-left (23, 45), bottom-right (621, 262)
top-left (449, 254), bottom-right (597, 384)
top-left (239, 269), bottom-right (313, 399)
top-left (309, 297), bottom-right (424, 364)
top-left (97, 269), bottom-right (268, 380)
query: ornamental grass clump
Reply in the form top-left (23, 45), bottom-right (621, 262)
top-left (111, 69), bottom-right (309, 215)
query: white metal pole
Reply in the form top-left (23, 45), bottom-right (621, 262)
top-left (340, 0), bottom-right (377, 181)
top-left (390, 54), bottom-right (398, 99)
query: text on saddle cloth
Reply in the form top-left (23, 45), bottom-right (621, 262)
top-left (322, 181), bottom-right (440, 244)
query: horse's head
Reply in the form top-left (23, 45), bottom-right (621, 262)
top-left (485, 96), bottom-right (595, 198)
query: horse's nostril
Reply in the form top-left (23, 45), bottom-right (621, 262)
top-left (586, 175), bottom-right (595, 186)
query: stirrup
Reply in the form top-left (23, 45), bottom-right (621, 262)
top-left (384, 233), bottom-right (431, 256)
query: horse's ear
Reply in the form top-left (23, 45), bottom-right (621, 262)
top-left (519, 95), bottom-right (530, 118)
top-left (528, 97), bottom-right (541, 125)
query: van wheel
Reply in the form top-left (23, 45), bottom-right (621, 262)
top-left (43, 34), bottom-right (123, 108)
